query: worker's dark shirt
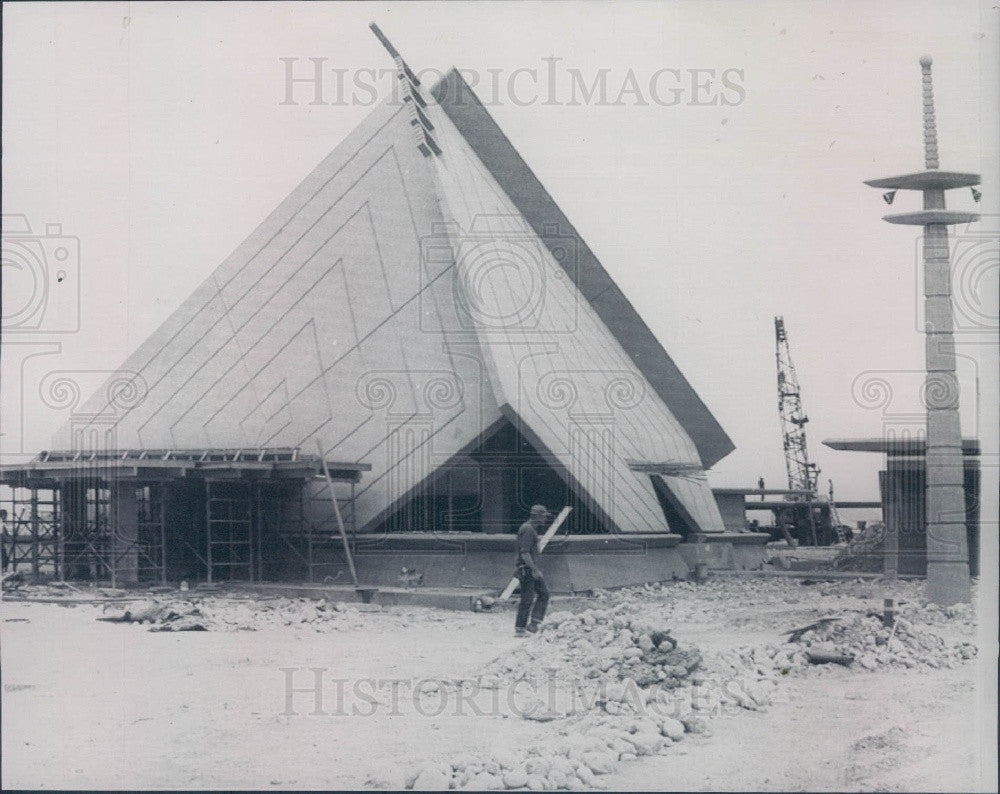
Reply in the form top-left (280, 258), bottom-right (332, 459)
top-left (516, 521), bottom-right (539, 568)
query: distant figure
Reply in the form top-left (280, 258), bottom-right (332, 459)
top-left (514, 504), bottom-right (551, 637)
top-left (758, 477), bottom-right (766, 500)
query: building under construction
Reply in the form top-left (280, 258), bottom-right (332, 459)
top-left (0, 32), bottom-right (769, 592)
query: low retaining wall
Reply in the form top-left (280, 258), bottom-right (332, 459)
top-left (290, 533), bottom-right (687, 593)
top-left (279, 531), bottom-right (767, 594)
top-left (677, 532), bottom-right (771, 572)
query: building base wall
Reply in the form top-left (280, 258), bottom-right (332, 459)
top-left (274, 531), bottom-right (771, 593)
top-left (677, 532), bottom-right (771, 572)
top-left (290, 533), bottom-right (693, 594)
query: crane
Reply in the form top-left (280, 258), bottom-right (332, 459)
top-left (774, 316), bottom-right (821, 545)
top-left (775, 316), bottom-right (820, 494)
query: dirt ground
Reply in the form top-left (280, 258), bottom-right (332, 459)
top-left (1, 577), bottom-right (995, 791)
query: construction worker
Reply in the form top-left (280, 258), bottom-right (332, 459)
top-left (514, 504), bottom-right (551, 636)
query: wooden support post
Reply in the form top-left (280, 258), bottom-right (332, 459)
top-left (259, 488), bottom-right (267, 582)
top-left (350, 481), bottom-right (357, 556)
top-left (30, 488), bottom-right (40, 578)
top-left (307, 532), bottom-right (314, 584)
top-left (205, 481), bottom-right (213, 584)
top-left (883, 598), bottom-right (895, 628)
top-left (252, 482), bottom-right (262, 583)
top-left (159, 484), bottom-right (168, 584)
top-left (884, 470), bottom-right (901, 579)
top-left (108, 485), bottom-right (117, 590)
top-left (111, 483), bottom-right (139, 586)
top-left (56, 481), bottom-right (66, 582)
top-left (315, 439), bottom-right (358, 586)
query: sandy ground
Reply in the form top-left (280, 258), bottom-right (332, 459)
top-left (1, 583), bottom-right (995, 792)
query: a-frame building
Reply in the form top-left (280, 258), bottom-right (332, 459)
top-left (6, 37), bottom-right (766, 589)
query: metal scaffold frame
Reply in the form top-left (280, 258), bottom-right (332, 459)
top-left (269, 479), bottom-right (358, 583)
top-left (1, 486), bottom-right (61, 578)
top-left (133, 484), bottom-right (168, 584)
top-left (1, 448), bottom-right (370, 586)
top-left (59, 479), bottom-right (112, 582)
top-left (205, 480), bottom-right (254, 583)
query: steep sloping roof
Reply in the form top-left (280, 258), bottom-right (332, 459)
top-left (431, 69), bottom-right (734, 468)
top-left (422, 95), bottom-right (725, 532)
top-left (55, 62), bottom-right (728, 534)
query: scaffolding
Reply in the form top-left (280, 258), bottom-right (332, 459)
top-left (268, 479), bottom-right (358, 583)
top-left (205, 481), bottom-right (254, 582)
top-left (1, 448), bottom-right (369, 586)
top-left (133, 484), bottom-right (168, 583)
top-left (1, 487), bottom-right (61, 577)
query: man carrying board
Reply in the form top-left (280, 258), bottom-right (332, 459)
top-left (514, 504), bottom-right (552, 637)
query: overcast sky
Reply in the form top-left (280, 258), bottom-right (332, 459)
top-left (3, 1), bottom-right (997, 513)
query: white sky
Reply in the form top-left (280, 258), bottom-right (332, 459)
top-left (3, 1), bottom-right (998, 514)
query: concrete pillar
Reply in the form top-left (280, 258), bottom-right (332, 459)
top-left (923, 219), bottom-right (971, 604)
top-left (481, 465), bottom-right (513, 533)
top-left (882, 470), bottom-right (899, 578)
top-left (112, 484), bottom-right (139, 585)
top-left (864, 58), bottom-right (976, 604)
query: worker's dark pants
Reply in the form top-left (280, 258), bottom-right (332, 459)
top-left (515, 566), bottom-right (549, 629)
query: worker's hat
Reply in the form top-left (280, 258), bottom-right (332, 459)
top-left (530, 504), bottom-right (552, 518)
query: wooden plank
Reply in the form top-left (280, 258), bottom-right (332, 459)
top-left (499, 506), bottom-right (572, 600)
top-left (315, 439), bottom-right (358, 586)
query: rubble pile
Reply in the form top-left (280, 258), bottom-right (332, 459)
top-left (787, 612), bottom-right (978, 671)
top-left (96, 596), bottom-right (395, 632)
top-left (392, 710), bottom-right (704, 791)
top-left (406, 605), bottom-right (718, 790)
top-left (897, 599), bottom-right (976, 629)
top-left (586, 578), bottom-right (832, 626)
top-left (428, 578), bottom-right (981, 790)
top-left (832, 523), bottom-right (887, 572)
top-left (481, 603), bottom-right (702, 691)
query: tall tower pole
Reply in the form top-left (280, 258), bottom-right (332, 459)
top-left (865, 56), bottom-right (980, 604)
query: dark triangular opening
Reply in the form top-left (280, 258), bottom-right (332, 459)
top-left (376, 418), bottom-right (609, 534)
top-left (648, 475), bottom-right (701, 540)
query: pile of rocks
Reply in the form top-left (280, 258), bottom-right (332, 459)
top-left (481, 603), bottom-right (702, 693)
top-left (394, 712), bottom-right (697, 791)
top-left (406, 605), bottom-right (715, 790)
top-left (897, 599), bottom-right (976, 630)
top-left (788, 612), bottom-right (977, 671)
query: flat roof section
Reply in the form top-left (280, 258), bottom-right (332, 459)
top-left (823, 438), bottom-right (980, 455)
top-left (0, 448), bottom-right (371, 487)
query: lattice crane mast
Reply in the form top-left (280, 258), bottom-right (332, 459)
top-left (774, 316), bottom-right (819, 496)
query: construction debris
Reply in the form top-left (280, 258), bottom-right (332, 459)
top-left (832, 522), bottom-right (888, 572)
top-left (785, 611), bottom-right (977, 671)
top-left (806, 650), bottom-right (855, 665)
top-left (482, 604), bottom-right (701, 692)
top-left (3, 572), bottom-right (981, 791)
top-left (785, 616), bottom-right (843, 642)
top-left (94, 595), bottom-right (402, 632)
top-left (2, 570), bottom-right (25, 590)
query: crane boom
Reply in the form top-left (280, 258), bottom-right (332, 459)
top-left (774, 316), bottom-right (819, 495)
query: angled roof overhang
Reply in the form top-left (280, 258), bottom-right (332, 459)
top-left (431, 69), bottom-right (734, 468)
